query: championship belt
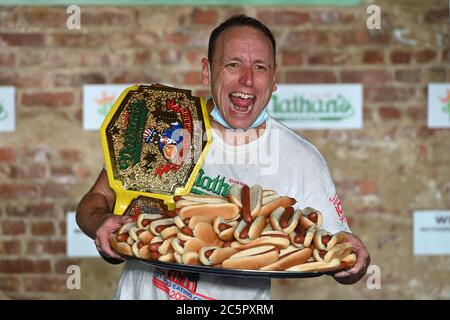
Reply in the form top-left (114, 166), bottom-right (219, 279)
top-left (100, 84), bottom-right (212, 215)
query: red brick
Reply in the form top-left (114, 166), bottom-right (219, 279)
top-left (81, 8), bottom-right (134, 27)
top-left (26, 240), bottom-right (66, 255)
top-left (193, 8), bottom-right (219, 25)
top-left (341, 70), bottom-right (392, 84)
top-left (0, 276), bottom-right (21, 292)
top-left (363, 50), bottom-right (384, 64)
top-left (165, 31), bottom-right (190, 45)
top-left (418, 144), bottom-right (428, 162)
top-left (1, 220), bottom-right (26, 235)
top-left (0, 33), bottom-right (45, 47)
top-left (31, 221), bottom-right (56, 236)
top-left (22, 7), bottom-right (66, 28)
top-left (51, 33), bottom-right (105, 48)
top-left (281, 52), bottom-right (304, 66)
top-left (0, 240), bottom-right (23, 255)
top-left (308, 52), bottom-right (347, 65)
top-left (0, 259), bottom-right (51, 273)
top-left (24, 276), bottom-right (67, 292)
top-left (415, 49), bottom-right (437, 63)
top-left (286, 71), bottom-right (336, 83)
top-left (184, 71), bottom-right (202, 85)
top-left (286, 30), bottom-right (331, 47)
top-left (443, 49), bottom-right (449, 63)
top-left (109, 31), bottom-right (160, 49)
top-left (159, 49), bottom-right (181, 65)
top-left (390, 50), bottom-right (412, 64)
top-left (358, 180), bottom-right (378, 194)
top-left (258, 10), bottom-right (309, 26)
top-left (0, 148), bottom-right (16, 163)
top-left (74, 166), bottom-right (91, 179)
top-left (426, 67), bottom-right (447, 82)
top-left (59, 149), bottom-right (81, 162)
top-left (54, 73), bottom-right (106, 87)
top-left (41, 183), bottom-right (73, 199)
top-left (0, 184), bottom-right (39, 199)
top-left (4, 203), bottom-right (55, 217)
top-left (309, 10), bottom-right (341, 24)
top-left (50, 167), bottom-right (77, 184)
top-left (134, 50), bottom-right (152, 65)
top-left (395, 70), bottom-right (421, 83)
top-left (379, 106), bottom-right (402, 120)
top-left (9, 165), bottom-right (47, 179)
top-left (365, 87), bottom-right (415, 102)
top-left (22, 91), bottom-right (75, 108)
top-left (185, 49), bottom-right (205, 64)
top-left (406, 106), bottom-right (426, 120)
top-left (59, 220), bottom-right (66, 237)
top-left (424, 7), bottom-right (449, 23)
top-left (54, 258), bottom-right (81, 273)
top-left (0, 51), bottom-right (15, 67)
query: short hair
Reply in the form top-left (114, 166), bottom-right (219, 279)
top-left (208, 14), bottom-right (276, 65)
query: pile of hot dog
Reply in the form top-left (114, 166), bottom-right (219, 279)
top-left (110, 184), bottom-right (356, 272)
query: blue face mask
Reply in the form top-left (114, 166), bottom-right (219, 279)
top-left (209, 103), bottom-right (269, 129)
top-left (207, 63), bottom-right (269, 129)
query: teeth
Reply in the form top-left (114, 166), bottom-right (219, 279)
top-left (231, 92), bottom-right (255, 100)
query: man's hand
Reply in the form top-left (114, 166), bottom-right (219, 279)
top-left (333, 232), bottom-right (371, 285)
top-left (94, 214), bottom-right (132, 261)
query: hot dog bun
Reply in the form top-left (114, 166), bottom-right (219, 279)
top-left (228, 184), bottom-right (243, 208)
top-left (260, 247), bottom-right (313, 271)
top-left (249, 184), bottom-right (263, 218)
top-left (222, 245), bottom-right (280, 270)
top-left (109, 233), bottom-right (132, 256)
top-left (286, 257), bottom-right (341, 272)
top-left (198, 246), bottom-right (237, 266)
top-left (178, 203), bottom-right (240, 221)
top-left (231, 230), bottom-right (290, 250)
top-left (270, 207), bottom-right (301, 234)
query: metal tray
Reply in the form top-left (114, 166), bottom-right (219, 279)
top-left (126, 256), bottom-right (333, 279)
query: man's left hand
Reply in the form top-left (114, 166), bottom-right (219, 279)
top-left (333, 232), bottom-right (371, 285)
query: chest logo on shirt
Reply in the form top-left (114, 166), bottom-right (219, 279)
top-left (191, 168), bottom-right (231, 196)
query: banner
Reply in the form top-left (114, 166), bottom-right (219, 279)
top-left (414, 211), bottom-right (450, 255)
top-left (428, 83), bottom-right (450, 128)
top-left (0, 86), bottom-right (15, 132)
top-left (267, 84), bottom-right (363, 130)
top-left (83, 84), bottom-right (131, 130)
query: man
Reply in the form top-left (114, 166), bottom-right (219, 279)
top-left (76, 15), bottom-right (370, 300)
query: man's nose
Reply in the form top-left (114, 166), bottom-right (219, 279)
top-left (239, 66), bottom-right (254, 87)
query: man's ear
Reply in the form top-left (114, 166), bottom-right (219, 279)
top-left (201, 57), bottom-right (210, 86)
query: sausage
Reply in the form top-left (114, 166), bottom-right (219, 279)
top-left (308, 212), bottom-right (318, 223)
top-left (239, 222), bottom-right (251, 239)
top-left (116, 233), bottom-right (129, 242)
top-left (218, 223), bottom-right (232, 232)
top-left (279, 207), bottom-right (294, 229)
top-left (241, 185), bottom-right (252, 223)
top-left (181, 226), bottom-right (194, 237)
top-left (205, 249), bottom-right (214, 258)
top-left (155, 224), bottom-right (174, 234)
top-left (322, 235), bottom-right (332, 245)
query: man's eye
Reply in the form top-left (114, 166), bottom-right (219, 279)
top-left (226, 63), bottom-right (240, 68)
top-left (255, 65), bottom-right (268, 71)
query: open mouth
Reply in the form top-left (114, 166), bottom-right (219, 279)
top-left (229, 92), bottom-right (256, 116)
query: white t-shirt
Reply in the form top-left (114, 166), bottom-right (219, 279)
top-left (114, 117), bottom-right (350, 300)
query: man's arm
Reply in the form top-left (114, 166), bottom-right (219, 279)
top-left (76, 169), bottom-right (129, 261)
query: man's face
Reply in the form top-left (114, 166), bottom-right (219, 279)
top-left (202, 26), bottom-right (277, 129)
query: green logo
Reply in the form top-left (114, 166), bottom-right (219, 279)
top-left (0, 100), bottom-right (8, 122)
top-left (269, 93), bottom-right (355, 121)
top-left (440, 89), bottom-right (450, 121)
top-left (96, 91), bottom-right (115, 117)
top-left (191, 168), bottom-right (230, 196)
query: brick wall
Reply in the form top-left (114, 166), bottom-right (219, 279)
top-left (0, 1), bottom-right (449, 299)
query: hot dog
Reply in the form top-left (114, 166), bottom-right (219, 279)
top-left (198, 246), bottom-right (238, 266)
top-left (258, 196), bottom-right (297, 218)
top-left (289, 224), bottom-right (317, 248)
top-left (131, 241), bottom-right (152, 259)
top-left (262, 190), bottom-right (278, 205)
top-left (339, 253), bottom-right (357, 270)
top-left (129, 227), bottom-right (154, 244)
top-left (270, 206), bottom-right (301, 234)
top-left (313, 229), bottom-right (334, 251)
top-left (233, 216), bottom-right (266, 244)
top-left (228, 184), bottom-right (243, 208)
top-left (260, 246), bottom-right (313, 271)
top-left (109, 233), bottom-right (132, 256)
top-left (241, 184), bottom-right (252, 223)
top-left (231, 229), bottom-right (290, 250)
top-left (213, 216), bottom-right (239, 241)
top-left (137, 213), bottom-right (164, 230)
top-left (174, 194), bottom-right (229, 204)
top-left (182, 252), bottom-right (201, 265)
top-left (300, 207), bottom-right (323, 229)
top-left (222, 245), bottom-right (280, 270)
top-left (150, 218), bottom-right (179, 239)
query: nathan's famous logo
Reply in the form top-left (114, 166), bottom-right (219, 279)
top-left (118, 100), bottom-right (149, 170)
top-left (440, 89), bottom-right (450, 121)
top-left (191, 169), bottom-right (230, 197)
top-left (0, 100), bottom-right (8, 122)
top-left (269, 93), bottom-right (355, 121)
top-left (143, 99), bottom-right (193, 178)
top-left (96, 91), bottom-right (116, 116)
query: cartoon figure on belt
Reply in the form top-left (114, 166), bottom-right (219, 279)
top-left (143, 110), bottom-right (184, 162)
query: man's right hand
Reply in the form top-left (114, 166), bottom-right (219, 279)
top-left (94, 214), bottom-right (132, 261)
